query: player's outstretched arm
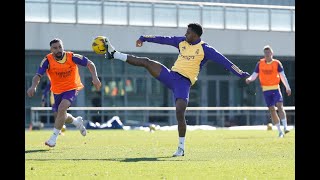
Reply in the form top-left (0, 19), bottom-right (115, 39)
top-left (246, 62), bottom-right (259, 84)
top-left (246, 72), bottom-right (258, 84)
top-left (203, 43), bottom-right (250, 78)
top-left (137, 35), bottom-right (185, 48)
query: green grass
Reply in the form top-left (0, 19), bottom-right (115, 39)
top-left (25, 129), bottom-right (294, 179)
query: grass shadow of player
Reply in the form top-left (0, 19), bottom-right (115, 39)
top-left (25, 149), bottom-right (50, 153)
top-left (119, 156), bottom-right (182, 162)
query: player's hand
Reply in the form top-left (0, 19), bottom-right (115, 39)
top-left (245, 78), bottom-right (251, 84)
top-left (286, 89), bottom-right (291, 96)
top-left (92, 77), bottom-right (102, 91)
top-left (136, 39), bottom-right (143, 47)
top-left (27, 87), bottom-right (36, 97)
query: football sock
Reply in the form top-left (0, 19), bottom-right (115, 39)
top-left (179, 137), bottom-right (185, 150)
top-left (51, 128), bottom-right (61, 141)
top-left (275, 123), bottom-right (282, 133)
top-left (68, 113), bottom-right (78, 126)
top-left (114, 51), bottom-right (127, 62)
top-left (281, 118), bottom-right (288, 130)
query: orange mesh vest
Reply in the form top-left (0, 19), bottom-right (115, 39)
top-left (258, 58), bottom-right (281, 87)
top-left (46, 52), bottom-right (84, 94)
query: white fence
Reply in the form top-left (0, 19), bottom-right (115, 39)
top-left (30, 106), bottom-right (295, 127)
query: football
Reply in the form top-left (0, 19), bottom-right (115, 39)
top-left (92, 36), bottom-right (107, 54)
top-left (149, 124), bottom-right (156, 132)
top-left (61, 124), bottom-right (67, 132)
top-left (267, 123), bottom-right (273, 130)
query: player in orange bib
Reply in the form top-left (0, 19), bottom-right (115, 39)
top-left (246, 45), bottom-right (291, 138)
top-left (27, 38), bottom-right (101, 147)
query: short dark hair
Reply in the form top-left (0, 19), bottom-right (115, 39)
top-left (50, 38), bottom-right (63, 47)
top-left (188, 23), bottom-right (203, 37)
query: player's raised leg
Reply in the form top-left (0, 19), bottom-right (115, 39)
top-left (103, 37), bottom-right (163, 78)
top-left (65, 113), bottom-right (87, 136)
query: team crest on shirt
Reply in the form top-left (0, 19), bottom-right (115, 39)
top-left (181, 46), bottom-right (186, 51)
top-left (195, 49), bottom-right (199, 54)
top-left (73, 54), bottom-right (83, 60)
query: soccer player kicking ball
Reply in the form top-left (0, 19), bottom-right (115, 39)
top-left (246, 45), bottom-right (292, 138)
top-left (27, 38), bottom-right (101, 147)
top-left (102, 23), bottom-right (250, 156)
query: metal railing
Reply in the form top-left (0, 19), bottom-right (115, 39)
top-left (30, 106), bottom-right (295, 127)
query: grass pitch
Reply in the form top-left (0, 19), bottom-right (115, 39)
top-left (25, 129), bottom-right (294, 179)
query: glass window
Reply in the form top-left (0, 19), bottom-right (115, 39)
top-left (248, 8), bottom-right (269, 31)
top-left (25, 2), bottom-right (49, 22)
top-left (202, 6), bottom-right (224, 29)
top-left (102, 77), bottom-right (125, 107)
top-left (51, 1), bottom-right (76, 23)
top-left (104, 1), bottom-right (127, 25)
top-left (225, 7), bottom-right (247, 30)
top-left (129, 3), bottom-right (152, 26)
top-left (78, 1), bottom-right (102, 24)
top-left (154, 4), bottom-right (177, 27)
top-left (127, 77), bottom-right (147, 106)
top-left (271, 9), bottom-right (291, 31)
top-left (178, 5), bottom-right (200, 27)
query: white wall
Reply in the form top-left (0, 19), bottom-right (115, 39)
top-left (25, 22), bottom-right (295, 56)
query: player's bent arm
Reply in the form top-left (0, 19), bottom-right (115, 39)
top-left (203, 44), bottom-right (249, 78)
top-left (27, 74), bottom-right (41, 97)
top-left (87, 60), bottom-right (101, 91)
top-left (30, 74), bottom-right (41, 89)
top-left (279, 71), bottom-right (291, 91)
top-left (139, 35), bottom-right (185, 48)
top-left (28, 58), bottom-right (49, 97)
top-left (87, 60), bottom-right (99, 80)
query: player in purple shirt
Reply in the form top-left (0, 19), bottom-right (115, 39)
top-left (102, 23), bottom-right (250, 156)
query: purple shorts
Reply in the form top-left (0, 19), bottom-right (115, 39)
top-left (156, 66), bottom-right (191, 102)
top-left (263, 89), bottom-right (283, 107)
top-left (52, 89), bottom-right (79, 112)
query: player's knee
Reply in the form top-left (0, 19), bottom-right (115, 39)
top-left (268, 106), bottom-right (276, 111)
top-left (57, 104), bottom-right (69, 112)
top-left (277, 106), bottom-right (284, 112)
top-left (176, 107), bottom-right (186, 116)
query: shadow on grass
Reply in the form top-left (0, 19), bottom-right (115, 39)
top-left (26, 156), bottom-right (184, 162)
top-left (25, 149), bottom-right (50, 153)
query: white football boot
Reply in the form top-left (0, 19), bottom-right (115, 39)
top-left (172, 147), bottom-right (185, 157)
top-left (75, 116), bottom-right (87, 136)
top-left (103, 37), bottom-right (116, 60)
top-left (45, 138), bottom-right (56, 148)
